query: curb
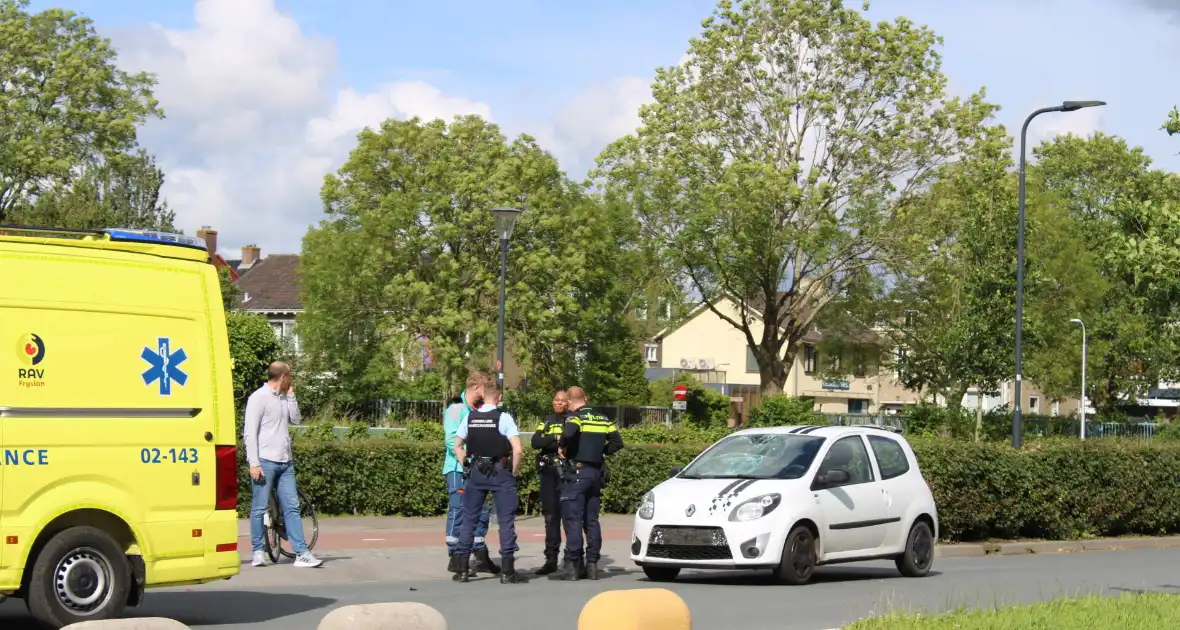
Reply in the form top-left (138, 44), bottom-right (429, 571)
top-left (936, 535), bottom-right (1180, 558)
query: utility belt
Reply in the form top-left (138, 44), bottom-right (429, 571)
top-left (562, 459), bottom-right (610, 485)
top-left (537, 453), bottom-right (566, 476)
top-left (467, 455), bottom-right (510, 476)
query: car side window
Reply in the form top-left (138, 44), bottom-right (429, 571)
top-left (815, 435), bottom-right (874, 488)
top-left (867, 435), bottom-right (910, 480)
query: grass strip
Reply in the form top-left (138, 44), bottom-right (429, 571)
top-left (845, 592), bottom-right (1180, 629)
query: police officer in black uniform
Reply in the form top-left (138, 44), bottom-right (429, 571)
top-left (530, 389), bottom-right (570, 575)
top-left (549, 386), bottom-right (624, 581)
top-left (451, 382), bottom-right (528, 584)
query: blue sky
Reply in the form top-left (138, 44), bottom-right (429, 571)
top-left (23, 0), bottom-right (1180, 254)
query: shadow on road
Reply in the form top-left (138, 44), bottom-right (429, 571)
top-left (653, 566), bottom-right (941, 586)
top-left (0, 591), bottom-right (336, 628)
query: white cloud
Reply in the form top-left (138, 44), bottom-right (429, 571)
top-left (108, 0), bottom-right (655, 256)
top-left (537, 77), bottom-right (654, 179)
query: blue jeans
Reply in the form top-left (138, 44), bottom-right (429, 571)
top-left (445, 471), bottom-right (489, 554)
top-left (250, 459), bottom-right (309, 555)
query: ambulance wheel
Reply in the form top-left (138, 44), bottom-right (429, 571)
top-left (26, 526), bottom-right (131, 629)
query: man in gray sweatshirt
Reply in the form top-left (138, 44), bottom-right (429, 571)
top-left (244, 361), bottom-right (322, 568)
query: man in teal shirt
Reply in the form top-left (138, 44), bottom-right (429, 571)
top-left (444, 372), bottom-right (497, 575)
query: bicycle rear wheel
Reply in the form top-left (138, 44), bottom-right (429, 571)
top-left (263, 494), bottom-right (284, 564)
top-left (277, 488), bottom-right (319, 559)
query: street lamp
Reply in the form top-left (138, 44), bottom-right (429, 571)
top-left (1070, 318), bottom-right (1087, 440)
top-left (491, 206), bottom-right (523, 390)
top-left (1013, 100), bottom-right (1106, 448)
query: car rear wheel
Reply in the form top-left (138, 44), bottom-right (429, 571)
top-left (895, 520), bottom-right (935, 578)
top-left (26, 526), bottom-right (131, 629)
top-left (642, 565), bottom-right (681, 582)
top-left (774, 524), bottom-right (817, 585)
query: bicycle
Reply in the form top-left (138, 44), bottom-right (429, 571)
top-left (262, 485), bottom-right (320, 563)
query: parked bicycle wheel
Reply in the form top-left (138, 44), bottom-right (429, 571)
top-left (266, 487), bottom-right (320, 560)
top-left (262, 493), bottom-right (285, 564)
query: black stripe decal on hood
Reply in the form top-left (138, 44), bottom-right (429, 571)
top-left (731, 479), bottom-right (757, 498)
top-left (714, 479), bottom-right (745, 499)
top-left (799, 425), bottom-right (827, 434)
top-left (710, 478), bottom-right (759, 515)
top-left (790, 425), bottom-right (818, 434)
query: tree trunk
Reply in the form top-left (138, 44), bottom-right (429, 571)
top-left (758, 343), bottom-right (793, 399)
top-left (974, 389), bottom-right (984, 443)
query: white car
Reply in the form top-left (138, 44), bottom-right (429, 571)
top-left (630, 424), bottom-right (938, 585)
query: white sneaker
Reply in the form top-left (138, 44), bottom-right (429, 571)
top-left (251, 551), bottom-right (267, 567)
top-left (294, 552), bottom-right (323, 568)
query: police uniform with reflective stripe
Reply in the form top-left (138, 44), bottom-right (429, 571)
top-left (453, 407), bottom-right (527, 584)
top-left (531, 412), bottom-right (567, 572)
top-left (550, 406), bottom-right (624, 581)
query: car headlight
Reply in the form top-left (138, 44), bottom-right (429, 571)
top-left (638, 491), bottom-right (656, 520)
top-left (729, 493), bottom-right (781, 522)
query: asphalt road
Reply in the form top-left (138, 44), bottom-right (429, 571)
top-left (4, 543), bottom-right (1180, 629)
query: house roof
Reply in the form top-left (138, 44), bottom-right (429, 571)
top-left (236, 254), bottom-right (302, 312)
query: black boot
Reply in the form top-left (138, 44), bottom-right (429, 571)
top-left (535, 554), bottom-right (559, 575)
top-left (446, 554), bottom-right (462, 574)
top-left (547, 557), bottom-right (581, 581)
top-left (576, 558), bottom-right (588, 579)
top-left (585, 561), bottom-right (600, 580)
top-left (472, 547), bottom-right (501, 574)
top-left (499, 555), bottom-right (529, 584)
top-left (452, 554), bottom-right (470, 583)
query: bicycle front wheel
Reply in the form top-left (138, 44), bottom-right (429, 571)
top-left (277, 488), bottom-right (320, 559)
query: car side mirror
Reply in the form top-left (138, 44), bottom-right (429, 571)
top-left (669, 466), bottom-right (684, 479)
top-left (819, 469), bottom-right (850, 487)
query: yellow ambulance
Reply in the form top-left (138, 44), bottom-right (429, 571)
top-left (0, 226), bottom-right (240, 628)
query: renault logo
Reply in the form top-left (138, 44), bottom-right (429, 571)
top-left (685, 504), bottom-right (696, 517)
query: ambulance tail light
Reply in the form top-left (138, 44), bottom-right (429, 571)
top-left (215, 445), bottom-right (237, 511)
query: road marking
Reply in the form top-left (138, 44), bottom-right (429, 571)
top-left (361, 538), bottom-right (386, 542)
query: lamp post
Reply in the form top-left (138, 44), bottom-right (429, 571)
top-left (1070, 318), bottom-right (1087, 440)
top-left (491, 206), bottom-right (523, 390)
top-left (1013, 100), bottom-right (1106, 448)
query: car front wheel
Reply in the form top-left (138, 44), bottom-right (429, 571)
top-left (895, 520), bottom-right (935, 578)
top-left (774, 524), bottom-right (817, 585)
top-left (25, 526), bottom-right (131, 629)
top-left (642, 565), bottom-right (681, 582)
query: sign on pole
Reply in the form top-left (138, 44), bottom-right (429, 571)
top-left (672, 400), bottom-right (688, 411)
top-left (673, 384), bottom-right (688, 401)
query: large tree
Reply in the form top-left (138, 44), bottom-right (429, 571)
top-left (1032, 133), bottom-right (1180, 414)
top-left (9, 149), bottom-right (175, 230)
top-left (300, 115), bottom-right (650, 402)
top-left (0, 0), bottom-right (162, 221)
top-left (855, 128), bottom-right (1105, 425)
top-left (595, 0), bottom-right (997, 396)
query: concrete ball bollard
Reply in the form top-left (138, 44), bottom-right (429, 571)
top-left (578, 588), bottom-right (691, 629)
top-left (318, 602), bottom-right (447, 630)
top-left (63, 619), bottom-right (191, 629)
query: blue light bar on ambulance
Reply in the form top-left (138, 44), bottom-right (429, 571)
top-left (103, 228), bottom-right (208, 251)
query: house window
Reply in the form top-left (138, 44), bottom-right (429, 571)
top-left (645, 344), bottom-right (659, 363)
top-left (848, 399), bottom-right (869, 414)
top-left (904, 310), bottom-right (917, 328)
top-left (1028, 396), bottom-right (1040, 414)
top-left (271, 320), bottom-right (300, 353)
top-left (746, 346), bottom-right (759, 373)
top-left (803, 344), bottom-right (817, 374)
top-left (853, 347), bottom-right (866, 378)
top-left (1052, 401), bottom-right (1060, 417)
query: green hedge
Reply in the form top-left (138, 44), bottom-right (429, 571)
top-left (236, 435), bottom-right (1180, 543)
